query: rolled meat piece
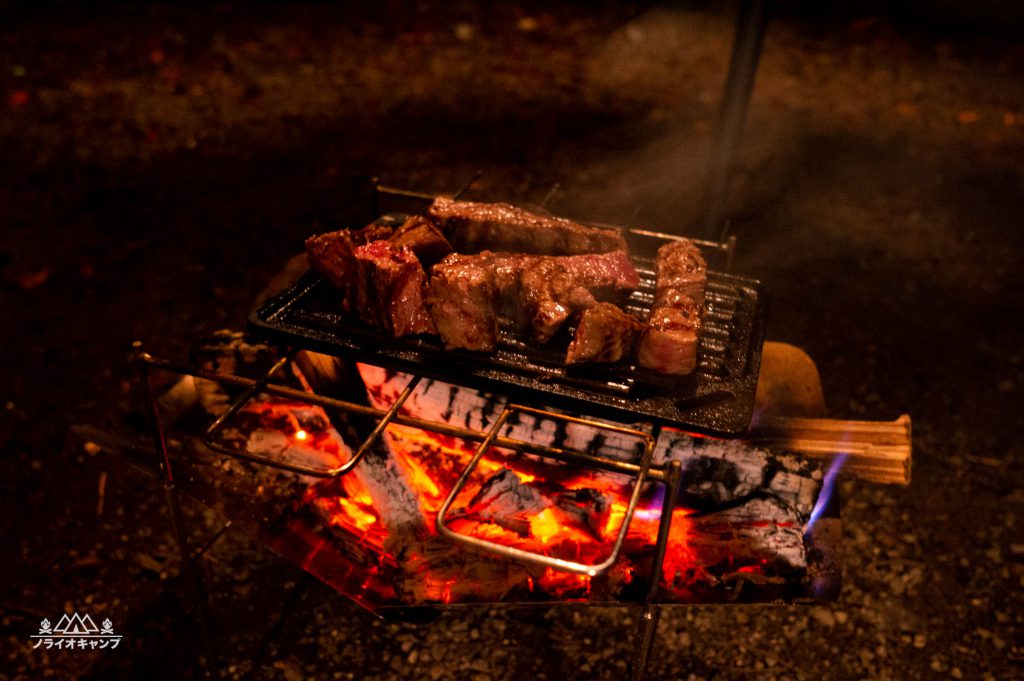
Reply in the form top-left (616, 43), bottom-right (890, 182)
top-left (428, 197), bottom-right (628, 256)
top-left (426, 257), bottom-right (499, 351)
top-left (566, 303), bottom-right (644, 364)
top-left (352, 240), bottom-right (436, 337)
top-left (638, 239), bottom-right (707, 375)
top-left (305, 230), bottom-right (357, 294)
top-left (636, 296), bottom-right (702, 375)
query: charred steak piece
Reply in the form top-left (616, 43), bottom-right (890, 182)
top-left (304, 224), bottom-right (396, 311)
top-left (516, 251), bottom-right (641, 344)
top-left (519, 259), bottom-right (598, 344)
top-left (352, 240), bottom-right (436, 337)
top-left (566, 303), bottom-right (644, 364)
top-left (637, 296), bottom-right (702, 375)
top-left (428, 197), bottom-right (628, 256)
top-left (655, 239), bottom-right (707, 308)
top-left (388, 215), bottom-right (453, 267)
top-left (426, 257), bottom-right (498, 351)
top-left (305, 230), bottom-right (356, 293)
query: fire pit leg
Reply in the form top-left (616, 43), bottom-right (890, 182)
top-left (631, 459), bottom-right (683, 681)
top-left (138, 348), bottom-right (220, 676)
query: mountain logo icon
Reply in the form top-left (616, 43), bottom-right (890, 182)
top-left (31, 611), bottom-right (122, 651)
top-left (52, 613), bottom-right (99, 635)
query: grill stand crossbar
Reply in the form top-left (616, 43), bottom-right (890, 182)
top-left (137, 349), bottom-right (686, 680)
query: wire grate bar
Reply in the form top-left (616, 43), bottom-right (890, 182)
top-left (434, 404), bottom-right (657, 577)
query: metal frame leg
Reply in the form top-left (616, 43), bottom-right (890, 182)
top-left (631, 460), bottom-right (683, 681)
top-left (138, 348), bottom-right (219, 676)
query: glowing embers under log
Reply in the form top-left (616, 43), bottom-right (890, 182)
top-left (209, 367), bottom-right (827, 607)
top-left (382, 422), bottom-right (695, 596)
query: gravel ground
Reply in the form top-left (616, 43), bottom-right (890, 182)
top-left (1, 2), bottom-right (1022, 680)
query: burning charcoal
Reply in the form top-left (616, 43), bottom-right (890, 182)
top-left (242, 409), bottom-right (350, 474)
top-left (566, 302), bottom-right (644, 364)
top-left (428, 197), bottom-right (628, 255)
top-left (461, 469), bottom-right (551, 536)
top-left (389, 215), bottom-right (453, 267)
top-left (426, 256), bottom-right (499, 351)
top-left (553, 487), bottom-right (612, 539)
top-left (353, 240), bottom-right (437, 337)
top-left (686, 496), bottom-right (809, 573)
top-left (358, 365), bottom-right (643, 458)
top-left (656, 430), bottom-right (822, 520)
top-left (352, 366), bottom-right (828, 600)
top-left (203, 398), bottom-right (354, 481)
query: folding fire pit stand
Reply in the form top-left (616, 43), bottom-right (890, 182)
top-left (136, 349), bottom-right (696, 680)
top-left (122, 330), bottom-right (917, 681)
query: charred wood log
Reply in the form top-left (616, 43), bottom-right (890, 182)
top-left (356, 366), bottom-right (824, 588)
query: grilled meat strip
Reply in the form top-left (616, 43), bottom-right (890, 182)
top-left (426, 257), bottom-right (498, 351)
top-left (439, 249), bottom-right (637, 318)
top-left (305, 224), bottom-right (395, 311)
top-left (637, 239), bottom-right (706, 375)
top-left (430, 250), bottom-right (638, 345)
top-left (566, 303), bottom-right (644, 364)
top-left (429, 197), bottom-right (628, 256)
top-left (388, 215), bottom-right (453, 267)
top-left (352, 240), bottom-right (436, 337)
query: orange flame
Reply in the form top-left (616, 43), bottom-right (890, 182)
top-left (530, 508), bottom-right (562, 544)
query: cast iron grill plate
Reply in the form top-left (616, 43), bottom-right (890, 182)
top-left (248, 222), bottom-right (766, 435)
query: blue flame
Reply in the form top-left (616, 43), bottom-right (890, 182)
top-left (805, 453), bottom-right (847, 534)
top-left (634, 484), bottom-right (667, 520)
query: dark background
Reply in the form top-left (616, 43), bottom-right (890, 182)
top-left (1, 2), bottom-right (1022, 679)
